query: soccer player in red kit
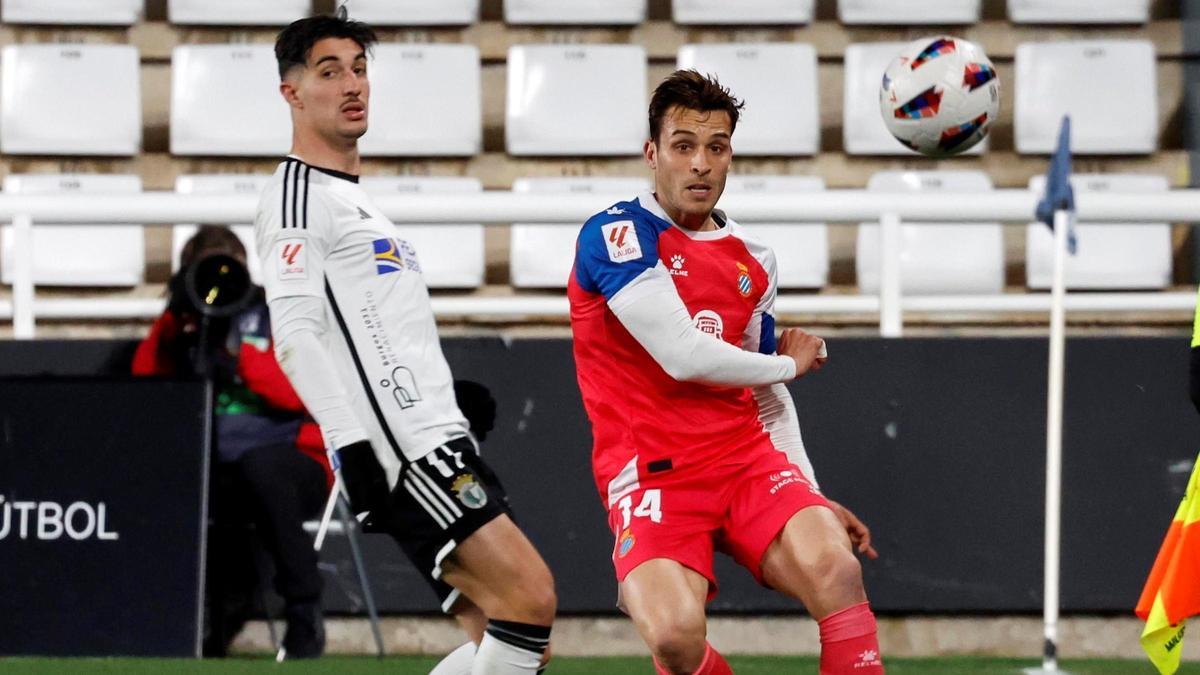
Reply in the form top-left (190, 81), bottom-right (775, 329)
top-left (568, 70), bottom-right (884, 675)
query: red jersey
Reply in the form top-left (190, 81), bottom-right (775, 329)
top-left (569, 192), bottom-right (788, 506)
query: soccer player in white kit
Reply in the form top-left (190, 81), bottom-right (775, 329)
top-left (254, 12), bottom-right (555, 674)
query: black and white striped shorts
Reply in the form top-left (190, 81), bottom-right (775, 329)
top-left (380, 436), bottom-right (512, 613)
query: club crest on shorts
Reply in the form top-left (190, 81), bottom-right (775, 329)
top-left (617, 528), bottom-right (636, 558)
top-left (735, 261), bottom-right (753, 297)
top-left (451, 474), bottom-right (488, 509)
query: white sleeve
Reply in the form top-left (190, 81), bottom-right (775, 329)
top-left (752, 383), bottom-right (818, 488)
top-left (608, 264), bottom-right (796, 387)
top-left (269, 294), bottom-right (368, 450)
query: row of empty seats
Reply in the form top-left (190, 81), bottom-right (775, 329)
top-left (0, 171), bottom-right (1173, 294)
top-left (0, 0), bottom-right (1154, 26)
top-left (0, 40), bottom-right (1161, 157)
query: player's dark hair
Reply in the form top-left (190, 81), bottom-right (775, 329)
top-left (181, 225), bottom-right (246, 269)
top-left (648, 69), bottom-right (745, 145)
top-left (274, 6), bottom-right (378, 78)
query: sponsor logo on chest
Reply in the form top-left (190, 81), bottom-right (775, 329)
top-left (373, 237), bottom-right (421, 275)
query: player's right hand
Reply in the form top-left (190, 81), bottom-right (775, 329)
top-left (336, 440), bottom-right (390, 529)
top-left (777, 328), bottom-right (827, 378)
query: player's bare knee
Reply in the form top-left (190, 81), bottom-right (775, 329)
top-left (808, 545), bottom-right (864, 602)
top-left (641, 610), bottom-right (706, 669)
top-left (518, 577), bottom-right (557, 626)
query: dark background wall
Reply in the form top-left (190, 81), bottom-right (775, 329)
top-left (1, 335), bottom-right (1195, 615)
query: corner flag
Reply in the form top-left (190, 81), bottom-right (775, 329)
top-left (1035, 116), bottom-right (1077, 255)
top-left (1136, 453), bottom-right (1200, 674)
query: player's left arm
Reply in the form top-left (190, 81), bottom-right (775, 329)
top-left (744, 245), bottom-right (878, 559)
top-left (741, 246), bottom-right (819, 486)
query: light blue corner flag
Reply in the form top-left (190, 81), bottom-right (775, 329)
top-left (1035, 115), bottom-right (1077, 255)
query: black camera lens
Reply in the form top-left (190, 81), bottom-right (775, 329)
top-left (185, 253), bottom-right (252, 318)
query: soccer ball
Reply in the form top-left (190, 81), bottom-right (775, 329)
top-left (879, 35), bottom-right (1000, 157)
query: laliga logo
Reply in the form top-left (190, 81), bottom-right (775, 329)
top-left (0, 495), bottom-right (120, 542)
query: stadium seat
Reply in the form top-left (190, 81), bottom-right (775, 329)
top-left (359, 177), bottom-right (485, 289)
top-left (676, 43), bottom-right (819, 156)
top-left (346, 0), bottom-right (478, 25)
top-left (856, 171), bottom-right (1003, 295)
top-left (672, 0), bottom-right (814, 24)
top-left (1014, 40), bottom-right (1157, 154)
top-left (167, 0), bottom-right (309, 25)
top-left (173, 175), bottom-right (270, 283)
top-left (0, 174), bottom-right (144, 287)
top-left (843, 42), bottom-right (986, 156)
top-left (506, 45), bottom-right (647, 156)
top-left (0, 44), bottom-right (141, 156)
top-left (1, 0), bottom-right (142, 24)
top-left (1025, 173), bottom-right (1171, 290)
top-left (1008, 0), bottom-right (1149, 24)
top-left (723, 175), bottom-right (828, 288)
top-left (170, 45), bottom-right (291, 156)
top-left (505, 0), bottom-right (646, 24)
top-left (838, 0), bottom-right (980, 24)
top-left (510, 177), bottom-right (650, 288)
top-left (359, 44), bottom-right (481, 157)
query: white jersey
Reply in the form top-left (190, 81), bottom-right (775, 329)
top-left (254, 156), bottom-right (470, 473)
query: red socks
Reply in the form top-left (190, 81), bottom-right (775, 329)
top-left (818, 602), bottom-right (884, 674)
top-left (653, 643), bottom-right (732, 675)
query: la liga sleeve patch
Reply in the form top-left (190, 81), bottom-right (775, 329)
top-left (601, 221), bottom-right (642, 264)
top-left (276, 238), bottom-right (308, 280)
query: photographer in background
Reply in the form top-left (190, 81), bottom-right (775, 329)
top-left (133, 225), bottom-right (330, 659)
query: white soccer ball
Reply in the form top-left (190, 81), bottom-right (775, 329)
top-left (879, 35), bottom-right (1000, 157)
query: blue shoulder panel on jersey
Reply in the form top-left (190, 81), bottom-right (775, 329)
top-left (759, 313), bottom-right (778, 355)
top-left (573, 200), bottom-right (669, 300)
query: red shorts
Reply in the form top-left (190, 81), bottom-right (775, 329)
top-left (606, 436), bottom-right (831, 601)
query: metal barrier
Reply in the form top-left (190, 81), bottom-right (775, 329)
top-left (0, 189), bottom-right (1197, 338)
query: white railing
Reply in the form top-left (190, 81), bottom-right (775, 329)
top-left (0, 189), bottom-right (1197, 338)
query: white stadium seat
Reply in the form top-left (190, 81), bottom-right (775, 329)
top-left (359, 177), bottom-right (485, 289)
top-left (506, 45), bottom-right (647, 156)
top-left (1, 0), bottom-right (143, 25)
top-left (1014, 40), bottom-right (1157, 154)
top-left (360, 44), bottom-right (481, 157)
top-left (843, 42), bottom-right (986, 156)
top-left (1008, 0), bottom-right (1149, 24)
top-left (505, 0), bottom-right (646, 24)
top-left (672, 0), bottom-right (813, 24)
top-left (167, 0), bottom-right (308, 25)
top-left (173, 175), bottom-right (270, 283)
top-left (1025, 174), bottom-right (1171, 290)
top-left (1, 174), bottom-right (144, 287)
top-left (723, 176), bottom-right (828, 289)
top-left (0, 44), bottom-right (141, 156)
top-left (838, 0), bottom-right (980, 24)
top-left (676, 43), bottom-right (819, 156)
top-left (510, 177), bottom-right (650, 288)
top-left (857, 171), bottom-right (1003, 295)
top-left (170, 45), bottom-right (291, 156)
top-left (346, 0), bottom-right (479, 25)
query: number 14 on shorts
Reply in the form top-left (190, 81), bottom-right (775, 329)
top-left (618, 489), bottom-right (662, 529)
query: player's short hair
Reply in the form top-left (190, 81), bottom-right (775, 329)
top-left (181, 225), bottom-right (246, 268)
top-left (274, 7), bottom-right (378, 79)
top-left (648, 69), bottom-right (745, 145)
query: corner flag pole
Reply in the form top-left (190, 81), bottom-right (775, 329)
top-left (1034, 116), bottom-right (1077, 674)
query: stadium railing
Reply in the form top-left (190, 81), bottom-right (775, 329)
top-left (0, 188), bottom-right (1197, 338)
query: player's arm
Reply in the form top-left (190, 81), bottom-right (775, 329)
top-left (741, 247), bottom-right (819, 486)
top-left (576, 217), bottom-right (813, 387)
top-left (256, 193), bottom-right (385, 518)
